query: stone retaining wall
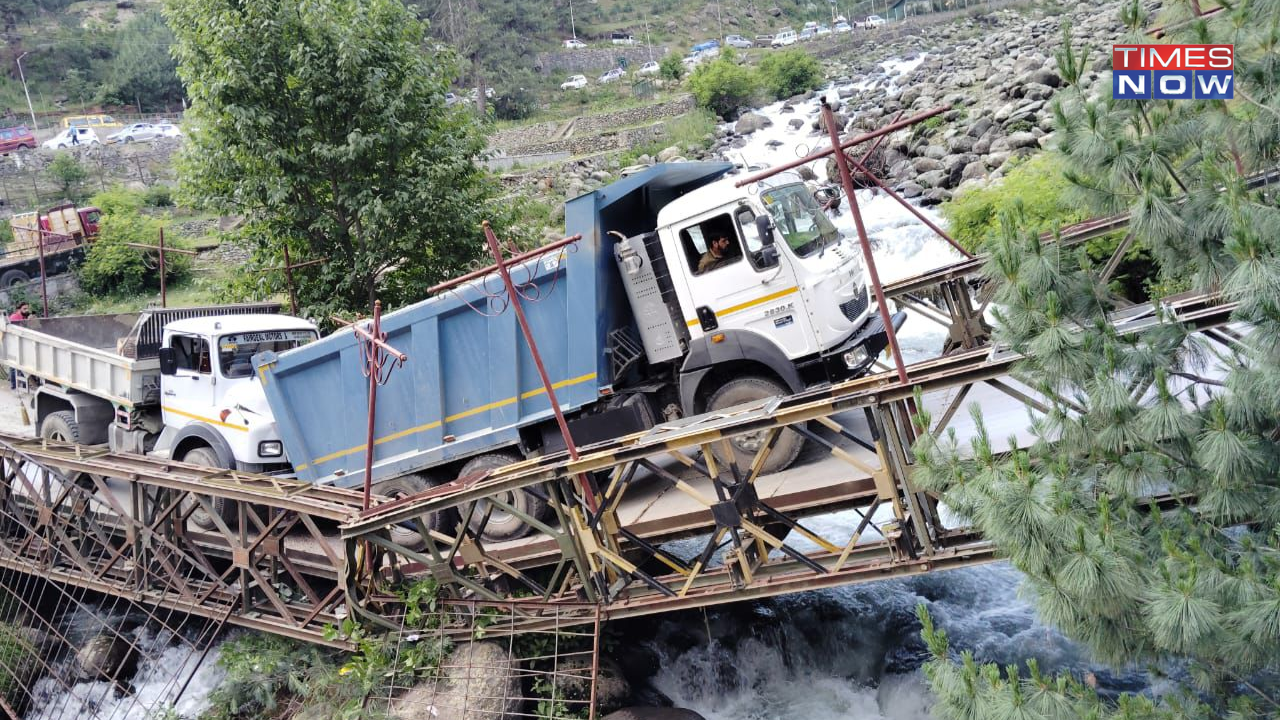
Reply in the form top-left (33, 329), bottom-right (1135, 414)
top-left (490, 95), bottom-right (694, 157)
top-left (535, 47), bottom-right (673, 75)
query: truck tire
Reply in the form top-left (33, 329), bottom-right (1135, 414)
top-left (373, 474), bottom-right (456, 552)
top-left (461, 453), bottom-right (548, 542)
top-left (181, 446), bottom-right (237, 532)
top-left (0, 269), bottom-right (30, 288)
top-left (39, 411), bottom-right (81, 444)
top-left (706, 376), bottom-right (804, 476)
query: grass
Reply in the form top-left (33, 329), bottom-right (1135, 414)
top-left (617, 107), bottom-right (717, 165)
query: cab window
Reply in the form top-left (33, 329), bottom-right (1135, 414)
top-left (170, 335), bottom-right (212, 374)
top-left (680, 213), bottom-right (743, 276)
top-left (218, 330), bottom-right (316, 379)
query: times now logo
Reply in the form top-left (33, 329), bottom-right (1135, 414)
top-left (1112, 44), bottom-right (1234, 99)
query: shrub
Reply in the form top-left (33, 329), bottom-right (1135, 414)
top-left (46, 153), bottom-right (88, 199)
top-left (757, 49), bottom-right (823, 100)
top-left (78, 213), bottom-right (189, 296)
top-left (659, 54), bottom-right (684, 81)
top-left (143, 184), bottom-right (174, 207)
top-left (492, 87), bottom-right (538, 121)
top-left (688, 56), bottom-right (760, 117)
top-left (942, 153), bottom-right (1086, 253)
top-left (89, 186), bottom-right (145, 216)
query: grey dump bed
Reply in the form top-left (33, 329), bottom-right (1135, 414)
top-left (1, 303), bottom-right (281, 408)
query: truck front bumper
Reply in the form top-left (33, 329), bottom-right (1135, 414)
top-left (820, 310), bottom-right (908, 382)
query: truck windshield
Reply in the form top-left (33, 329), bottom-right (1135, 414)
top-left (759, 183), bottom-right (840, 258)
top-left (219, 330), bottom-right (317, 378)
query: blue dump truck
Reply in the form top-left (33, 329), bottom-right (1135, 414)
top-left (255, 162), bottom-right (903, 541)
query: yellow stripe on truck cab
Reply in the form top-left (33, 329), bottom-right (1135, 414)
top-left (685, 286), bottom-right (799, 327)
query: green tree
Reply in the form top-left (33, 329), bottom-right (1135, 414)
top-left (78, 213), bottom-right (187, 297)
top-left (164, 0), bottom-right (496, 318)
top-left (688, 53), bottom-right (760, 118)
top-left (100, 11), bottom-right (185, 111)
top-left (757, 49), bottom-right (823, 100)
top-left (942, 153), bottom-right (1087, 253)
top-left (46, 153), bottom-right (87, 199)
top-left (659, 54), bottom-right (684, 81)
top-left (917, 5), bottom-right (1280, 718)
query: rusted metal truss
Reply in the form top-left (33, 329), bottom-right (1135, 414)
top-left (0, 437), bottom-right (364, 647)
top-left (342, 290), bottom-right (1238, 634)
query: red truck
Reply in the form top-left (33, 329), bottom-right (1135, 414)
top-left (2, 204), bottom-right (101, 287)
top-left (0, 125), bottom-right (36, 154)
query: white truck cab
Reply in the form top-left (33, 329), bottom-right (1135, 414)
top-left (155, 314), bottom-right (318, 471)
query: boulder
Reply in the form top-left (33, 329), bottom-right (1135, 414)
top-left (1006, 132), bottom-right (1039, 150)
top-left (604, 709), bottom-right (707, 720)
top-left (735, 112), bottom-right (772, 135)
top-left (76, 631), bottom-right (139, 683)
top-left (917, 169), bottom-right (948, 189)
top-left (898, 181), bottom-right (924, 198)
top-left (555, 656), bottom-right (631, 715)
top-left (1022, 82), bottom-right (1054, 101)
top-left (966, 117), bottom-right (993, 138)
top-left (921, 188), bottom-right (952, 205)
top-left (961, 160), bottom-right (988, 182)
top-left (392, 642), bottom-right (520, 720)
top-left (788, 118), bottom-right (804, 130)
top-left (656, 146), bottom-right (683, 163)
top-left (1028, 68), bottom-right (1062, 87)
top-left (921, 144), bottom-right (947, 160)
top-left (911, 157), bottom-right (942, 174)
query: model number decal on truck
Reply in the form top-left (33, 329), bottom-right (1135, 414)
top-left (764, 302), bottom-right (795, 318)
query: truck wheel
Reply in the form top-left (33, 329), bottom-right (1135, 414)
top-left (373, 474), bottom-right (456, 552)
top-left (39, 411), bottom-right (81, 444)
top-left (181, 446), bottom-right (236, 532)
top-left (706, 376), bottom-right (804, 476)
top-left (0, 269), bottom-right (30, 288)
top-left (461, 453), bottom-right (547, 542)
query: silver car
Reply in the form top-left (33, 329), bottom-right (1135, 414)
top-left (107, 123), bottom-right (162, 144)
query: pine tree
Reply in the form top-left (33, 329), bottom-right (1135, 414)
top-left (916, 1), bottom-right (1280, 716)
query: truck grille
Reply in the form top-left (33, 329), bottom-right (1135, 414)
top-left (840, 287), bottom-right (870, 322)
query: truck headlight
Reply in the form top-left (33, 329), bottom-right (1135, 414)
top-left (843, 347), bottom-right (869, 369)
top-left (258, 441), bottom-right (284, 457)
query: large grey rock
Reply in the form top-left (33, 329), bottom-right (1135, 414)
top-left (76, 631), bottom-right (139, 683)
top-left (961, 160), bottom-right (988, 182)
top-left (555, 656), bottom-right (630, 715)
top-left (656, 146), bottom-right (683, 163)
top-left (1028, 68), bottom-right (1062, 88)
top-left (1022, 82), bottom-right (1054, 101)
top-left (392, 642), bottom-right (520, 720)
top-left (1006, 132), bottom-right (1040, 150)
top-left (788, 118), bottom-right (804, 130)
top-left (911, 157), bottom-right (942, 174)
top-left (921, 144), bottom-right (947, 160)
top-left (603, 709), bottom-right (707, 720)
top-left (898, 181), bottom-right (924, 198)
top-left (917, 169), bottom-right (947, 188)
top-left (967, 116), bottom-right (993, 138)
top-left (735, 112), bottom-right (772, 135)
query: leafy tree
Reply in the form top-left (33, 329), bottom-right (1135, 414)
top-left (917, 5), bottom-right (1280, 718)
top-left (46, 153), bottom-right (87, 199)
top-left (659, 54), bottom-right (684, 81)
top-left (757, 49), bottom-right (823, 100)
top-left (165, 0), bottom-right (497, 319)
top-left (492, 87), bottom-right (538, 121)
top-left (942, 153), bottom-right (1087, 253)
top-left (688, 53), bottom-right (760, 118)
top-left (78, 213), bottom-right (187, 296)
top-left (99, 11), bottom-right (185, 111)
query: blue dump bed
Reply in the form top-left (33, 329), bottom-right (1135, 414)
top-left (256, 162), bottom-right (733, 488)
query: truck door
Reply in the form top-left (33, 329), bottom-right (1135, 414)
top-left (161, 334), bottom-right (217, 430)
top-left (671, 206), bottom-right (818, 359)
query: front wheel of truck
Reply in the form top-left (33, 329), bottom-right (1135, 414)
top-left (461, 453), bottom-right (548, 542)
top-left (373, 474), bottom-right (457, 552)
top-left (706, 376), bottom-right (805, 477)
top-left (180, 446), bottom-right (237, 532)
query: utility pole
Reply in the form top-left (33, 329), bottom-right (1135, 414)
top-left (645, 13), bottom-right (653, 62)
top-left (16, 52), bottom-right (37, 132)
top-left (569, 0), bottom-right (576, 39)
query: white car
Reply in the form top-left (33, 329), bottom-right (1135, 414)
top-left (563, 38), bottom-right (587, 49)
top-left (154, 123), bottom-right (183, 138)
top-left (637, 61), bottom-right (660, 75)
top-left (598, 67), bottom-right (626, 84)
top-left (771, 29), bottom-right (797, 46)
top-left (860, 15), bottom-right (886, 28)
top-left (560, 74), bottom-right (588, 90)
top-left (815, 25), bottom-right (832, 36)
top-left (107, 122), bottom-right (162, 144)
top-left (42, 127), bottom-right (100, 150)
top-left (682, 53), bottom-right (703, 68)
top-left (833, 20), bottom-right (852, 33)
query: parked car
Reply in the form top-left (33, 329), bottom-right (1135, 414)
top-left (42, 127), bottom-right (100, 150)
top-left (802, 21), bottom-right (819, 31)
top-left (816, 24), bottom-right (832, 36)
top-left (682, 53), bottom-right (703, 68)
top-left (771, 29), bottom-right (797, 46)
top-left (0, 126), bottom-right (36, 153)
top-left (859, 15), bottom-right (886, 28)
top-left (560, 74), bottom-right (588, 90)
top-left (755, 34), bottom-right (774, 47)
top-left (445, 92), bottom-right (459, 105)
top-left (598, 67), bottom-right (627, 84)
top-left (833, 20), bottom-right (852, 33)
top-left (798, 28), bottom-right (815, 41)
top-left (637, 60), bottom-right (661, 75)
top-left (725, 34), bottom-right (753, 49)
top-left (61, 114), bottom-right (120, 130)
top-left (153, 123), bottom-right (183, 138)
top-left (610, 32), bottom-right (635, 45)
top-left (107, 122), bottom-right (163, 144)
top-left (563, 38), bottom-right (587, 49)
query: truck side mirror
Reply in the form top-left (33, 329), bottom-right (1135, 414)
top-left (755, 214), bottom-right (775, 247)
top-left (158, 347), bottom-right (176, 376)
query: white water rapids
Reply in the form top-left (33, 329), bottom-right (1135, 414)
top-left (24, 58), bottom-right (1128, 720)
